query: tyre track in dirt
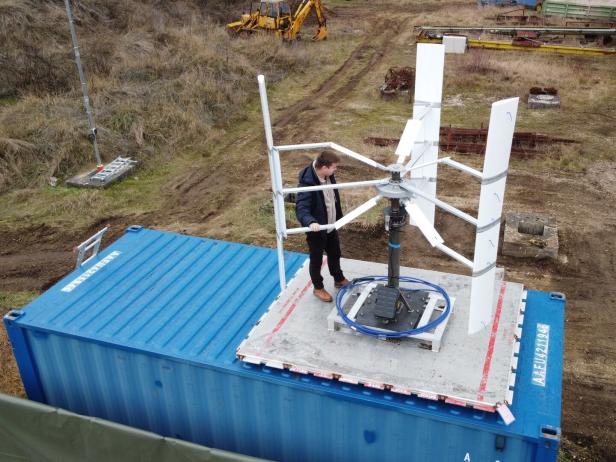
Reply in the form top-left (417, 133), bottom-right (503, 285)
top-left (272, 15), bottom-right (404, 131)
top-left (162, 12), bottom-right (407, 220)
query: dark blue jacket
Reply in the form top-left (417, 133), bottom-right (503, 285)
top-left (295, 163), bottom-right (343, 233)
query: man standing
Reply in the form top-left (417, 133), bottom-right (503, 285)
top-left (295, 150), bottom-right (350, 302)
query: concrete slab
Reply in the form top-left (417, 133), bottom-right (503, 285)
top-left (66, 156), bottom-right (137, 188)
top-left (528, 93), bottom-right (561, 109)
top-left (237, 258), bottom-right (525, 411)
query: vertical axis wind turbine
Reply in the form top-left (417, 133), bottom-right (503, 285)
top-left (258, 44), bottom-right (519, 335)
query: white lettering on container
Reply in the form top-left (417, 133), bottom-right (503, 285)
top-left (531, 323), bottom-right (550, 387)
top-left (61, 251), bottom-right (121, 293)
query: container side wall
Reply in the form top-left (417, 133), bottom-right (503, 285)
top-left (25, 330), bottom-right (538, 462)
top-left (3, 311), bottom-right (45, 402)
top-left (516, 290), bottom-right (565, 462)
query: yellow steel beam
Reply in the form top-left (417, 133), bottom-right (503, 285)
top-left (416, 36), bottom-right (616, 56)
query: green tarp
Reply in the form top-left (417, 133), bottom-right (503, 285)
top-left (0, 393), bottom-right (267, 462)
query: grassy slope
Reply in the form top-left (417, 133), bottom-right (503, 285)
top-left (0, 0), bottom-right (363, 234)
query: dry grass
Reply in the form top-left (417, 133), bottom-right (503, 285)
top-left (0, 0), bottom-right (327, 192)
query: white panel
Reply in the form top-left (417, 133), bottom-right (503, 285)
top-left (334, 196), bottom-right (381, 230)
top-left (395, 119), bottom-right (423, 164)
top-left (408, 44), bottom-right (445, 227)
top-left (414, 44), bottom-right (445, 103)
top-left (469, 97), bottom-right (519, 335)
top-left (443, 35), bottom-right (467, 54)
top-left (468, 258), bottom-right (497, 335)
top-left (482, 98), bottom-right (519, 178)
top-left (404, 201), bottom-right (444, 247)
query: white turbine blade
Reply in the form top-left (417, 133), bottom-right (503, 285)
top-left (468, 270), bottom-right (498, 336)
top-left (409, 43), bottom-right (445, 227)
top-left (414, 44), bottom-right (445, 103)
top-left (395, 119), bottom-right (423, 164)
top-left (468, 97), bottom-right (519, 335)
top-left (403, 200), bottom-right (444, 247)
top-left (334, 196), bottom-right (381, 230)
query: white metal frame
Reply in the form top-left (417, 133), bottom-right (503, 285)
top-left (74, 226), bottom-right (109, 269)
top-left (257, 43), bottom-right (519, 335)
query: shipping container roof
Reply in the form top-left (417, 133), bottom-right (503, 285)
top-left (16, 226), bottom-right (307, 365)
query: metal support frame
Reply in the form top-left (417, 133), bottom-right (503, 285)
top-left (257, 42), bottom-right (519, 335)
top-left (64, 0), bottom-right (102, 166)
top-left (74, 226), bottom-right (110, 269)
top-left (417, 35), bottom-right (616, 56)
top-left (416, 25), bottom-right (616, 35)
top-left (257, 76), bottom-right (388, 292)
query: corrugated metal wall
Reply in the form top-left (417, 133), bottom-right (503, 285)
top-left (22, 329), bottom-right (537, 461)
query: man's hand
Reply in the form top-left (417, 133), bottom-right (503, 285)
top-left (309, 223), bottom-right (320, 232)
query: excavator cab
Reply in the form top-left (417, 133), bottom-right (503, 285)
top-left (228, 0), bottom-right (327, 41)
top-left (258, 0), bottom-right (292, 29)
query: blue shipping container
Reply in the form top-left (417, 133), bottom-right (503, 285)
top-left (5, 227), bottom-right (564, 461)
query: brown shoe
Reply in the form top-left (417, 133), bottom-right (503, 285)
top-left (313, 288), bottom-right (333, 302)
top-left (334, 278), bottom-right (350, 289)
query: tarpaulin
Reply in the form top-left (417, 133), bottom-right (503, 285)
top-left (0, 393), bottom-right (267, 462)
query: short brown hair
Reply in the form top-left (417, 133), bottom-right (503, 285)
top-left (315, 150), bottom-right (340, 169)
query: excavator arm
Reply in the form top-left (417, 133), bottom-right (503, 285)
top-left (288, 0), bottom-right (327, 41)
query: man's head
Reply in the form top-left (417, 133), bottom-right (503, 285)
top-left (314, 150), bottom-right (340, 178)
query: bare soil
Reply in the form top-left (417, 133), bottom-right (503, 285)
top-left (1, 1), bottom-right (615, 460)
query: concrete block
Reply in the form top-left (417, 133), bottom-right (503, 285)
top-left (443, 35), bottom-right (467, 54)
top-left (502, 211), bottom-right (559, 259)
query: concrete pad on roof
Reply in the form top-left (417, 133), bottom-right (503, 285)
top-left (237, 258), bottom-right (525, 411)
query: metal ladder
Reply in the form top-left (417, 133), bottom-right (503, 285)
top-left (90, 157), bottom-right (137, 182)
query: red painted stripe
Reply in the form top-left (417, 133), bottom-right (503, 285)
top-left (265, 257), bottom-right (328, 345)
top-left (477, 281), bottom-right (507, 401)
top-left (266, 280), bottom-right (312, 345)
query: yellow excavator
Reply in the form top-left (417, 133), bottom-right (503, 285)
top-left (227, 0), bottom-right (327, 41)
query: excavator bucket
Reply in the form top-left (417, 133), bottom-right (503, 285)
top-left (312, 25), bottom-right (327, 41)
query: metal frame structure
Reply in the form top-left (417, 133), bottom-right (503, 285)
top-left (74, 226), bottom-right (109, 269)
top-left (258, 43), bottom-right (519, 334)
top-left (64, 0), bottom-right (102, 167)
top-left (416, 25), bottom-right (616, 35)
top-left (417, 34), bottom-right (616, 56)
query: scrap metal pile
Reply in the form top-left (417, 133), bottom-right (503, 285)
top-left (365, 126), bottom-right (578, 158)
top-left (379, 67), bottom-right (416, 99)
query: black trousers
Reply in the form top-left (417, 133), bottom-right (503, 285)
top-left (306, 230), bottom-right (345, 290)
